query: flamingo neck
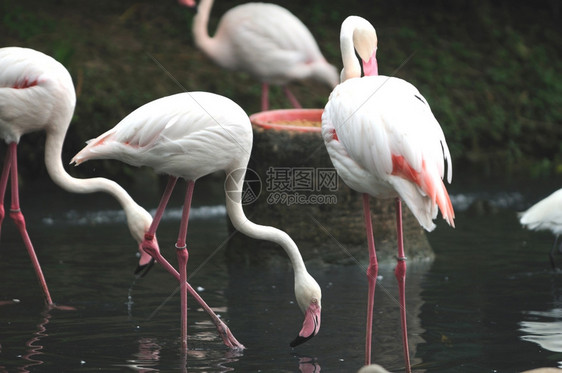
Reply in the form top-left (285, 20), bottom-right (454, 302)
top-left (43, 128), bottom-right (151, 244)
top-left (339, 19), bottom-right (362, 81)
top-left (192, 0), bottom-right (218, 56)
top-left (340, 34), bottom-right (362, 81)
top-left (224, 173), bottom-right (307, 275)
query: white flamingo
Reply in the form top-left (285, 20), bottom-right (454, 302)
top-left (71, 91), bottom-right (322, 351)
top-left (179, 0), bottom-right (339, 110)
top-left (519, 188), bottom-right (562, 269)
top-left (322, 16), bottom-right (455, 371)
top-left (0, 46), bottom-right (154, 306)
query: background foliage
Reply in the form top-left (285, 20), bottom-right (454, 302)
top-left (1, 0), bottom-right (561, 185)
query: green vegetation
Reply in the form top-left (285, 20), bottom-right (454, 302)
top-left (1, 0), bottom-right (561, 183)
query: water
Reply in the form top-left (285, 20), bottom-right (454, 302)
top-left (1, 177), bottom-right (561, 372)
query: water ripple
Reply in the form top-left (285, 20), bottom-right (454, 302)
top-left (42, 205), bottom-right (226, 226)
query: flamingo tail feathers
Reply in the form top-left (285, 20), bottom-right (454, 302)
top-left (391, 155), bottom-right (455, 229)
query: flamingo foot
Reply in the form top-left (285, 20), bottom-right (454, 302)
top-left (47, 303), bottom-right (77, 311)
top-left (216, 319), bottom-right (246, 350)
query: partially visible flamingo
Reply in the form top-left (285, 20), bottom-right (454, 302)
top-left (519, 188), bottom-right (562, 269)
top-left (71, 91), bottom-right (322, 351)
top-left (0, 48), bottom-right (241, 350)
top-left (322, 16), bottom-right (455, 371)
top-left (178, 0), bottom-right (339, 110)
top-left (0, 46), bottom-right (152, 306)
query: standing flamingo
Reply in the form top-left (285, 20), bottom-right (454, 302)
top-left (519, 188), bottom-right (562, 269)
top-left (0, 46), bottom-right (153, 306)
top-left (178, 0), bottom-right (339, 110)
top-left (0, 48), bottom-right (241, 351)
top-left (71, 91), bottom-right (322, 351)
top-left (321, 16), bottom-right (455, 371)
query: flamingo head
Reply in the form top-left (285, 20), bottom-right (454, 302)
top-left (178, 0), bottom-right (196, 8)
top-left (351, 17), bottom-right (378, 76)
top-left (290, 272), bottom-right (322, 347)
top-left (122, 204), bottom-right (160, 277)
top-left (340, 16), bottom-right (379, 80)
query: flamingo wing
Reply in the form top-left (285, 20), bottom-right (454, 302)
top-left (519, 189), bottom-right (562, 235)
top-left (72, 92), bottom-right (252, 180)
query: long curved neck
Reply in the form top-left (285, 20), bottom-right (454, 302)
top-left (224, 174), bottom-right (307, 275)
top-left (43, 127), bottom-right (148, 243)
top-left (340, 24), bottom-right (362, 81)
top-left (192, 0), bottom-right (217, 54)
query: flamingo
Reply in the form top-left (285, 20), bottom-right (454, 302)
top-left (519, 188), bottom-right (562, 269)
top-left (0, 48), bottom-right (242, 351)
top-left (321, 16), bottom-right (455, 371)
top-left (71, 91), bottom-right (322, 351)
top-left (0, 46), bottom-right (155, 307)
top-left (178, 0), bottom-right (339, 111)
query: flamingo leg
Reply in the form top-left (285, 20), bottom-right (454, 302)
top-left (5, 143), bottom-right (54, 306)
top-left (394, 198), bottom-right (411, 373)
top-left (176, 180), bottom-right (194, 351)
top-left (0, 144), bottom-right (13, 235)
top-left (141, 176), bottom-right (245, 350)
top-left (363, 193), bottom-right (378, 366)
top-left (283, 86), bottom-right (302, 109)
top-left (261, 83), bottom-right (269, 111)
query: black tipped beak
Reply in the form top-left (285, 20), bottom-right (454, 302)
top-left (290, 333), bottom-right (315, 348)
top-left (134, 257), bottom-right (155, 278)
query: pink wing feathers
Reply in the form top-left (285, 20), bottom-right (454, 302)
top-left (324, 75), bottom-right (454, 231)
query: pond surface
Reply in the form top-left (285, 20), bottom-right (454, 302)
top-left (1, 176), bottom-right (561, 372)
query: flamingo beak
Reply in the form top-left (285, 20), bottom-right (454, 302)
top-left (362, 53), bottom-right (378, 77)
top-left (134, 245), bottom-right (156, 277)
top-left (134, 257), bottom-right (155, 278)
top-left (290, 301), bottom-right (321, 347)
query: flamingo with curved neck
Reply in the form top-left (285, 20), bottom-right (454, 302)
top-left (0, 47), bottom-right (155, 307)
top-left (72, 91), bottom-right (322, 351)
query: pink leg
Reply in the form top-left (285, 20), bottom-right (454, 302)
top-left (0, 145), bottom-right (13, 236)
top-left (283, 86), bottom-right (302, 109)
top-left (394, 198), bottom-right (411, 373)
top-left (363, 193), bottom-right (378, 366)
top-left (176, 180), bottom-right (194, 351)
top-left (6, 143), bottom-right (54, 306)
top-left (141, 177), bottom-right (245, 350)
top-left (261, 83), bottom-right (269, 111)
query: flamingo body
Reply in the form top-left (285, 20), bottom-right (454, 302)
top-left (519, 189), bottom-right (562, 235)
top-left (0, 47), bottom-right (159, 307)
top-left (519, 188), bottom-right (562, 268)
top-left (323, 75), bottom-right (454, 231)
top-left (74, 92), bottom-right (252, 180)
top-left (72, 91), bottom-right (322, 349)
top-left (186, 0), bottom-right (338, 109)
top-left (203, 3), bottom-right (337, 85)
top-left (0, 47), bottom-right (75, 143)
